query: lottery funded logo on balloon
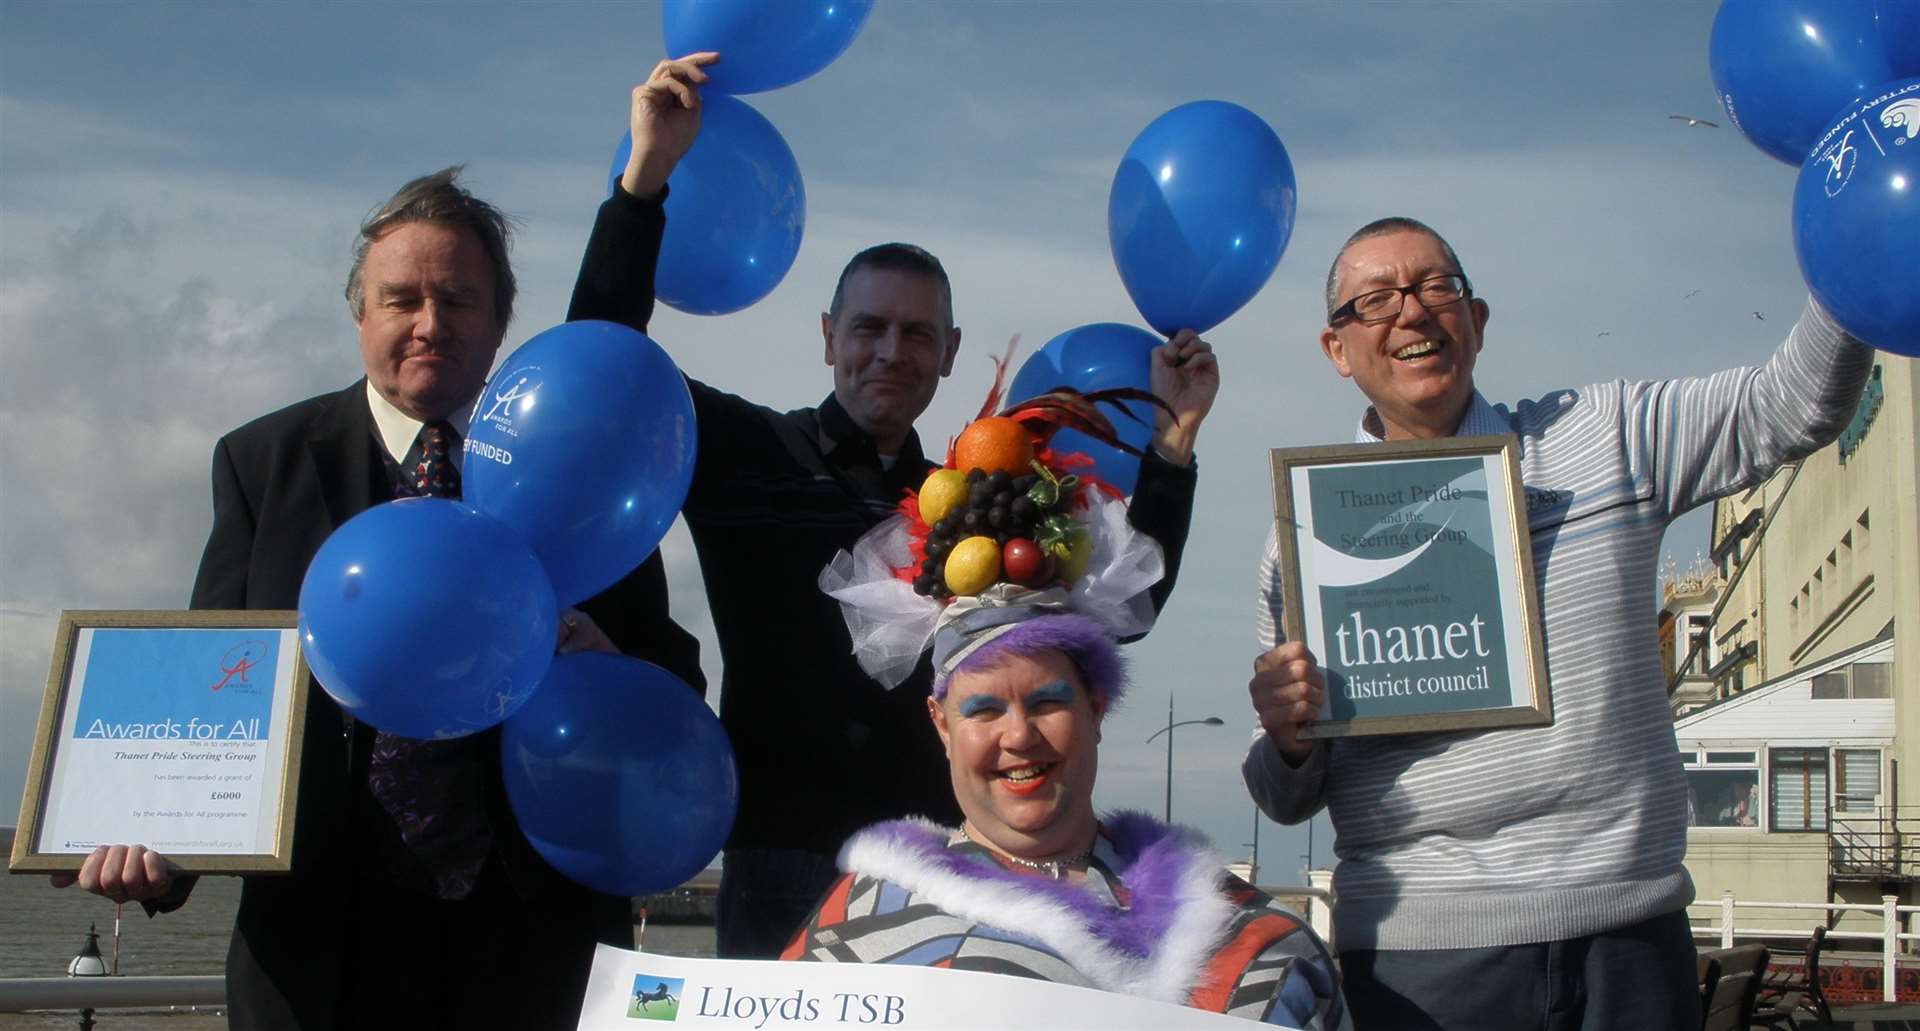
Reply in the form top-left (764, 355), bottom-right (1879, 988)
top-left (1885, 98), bottom-right (1920, 143)
top-left (1793, 78), bottom-right (1920, 356)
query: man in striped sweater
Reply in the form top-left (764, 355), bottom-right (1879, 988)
top-left (1242, 217), bottom-right (1873, 1028)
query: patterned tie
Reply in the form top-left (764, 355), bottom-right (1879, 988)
top-left (411, 419), bottom-right (462, 499)
top-left (366, 419), bottom-right (494, 900)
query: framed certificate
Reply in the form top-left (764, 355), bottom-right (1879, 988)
top-left (1269, 435), bottom-right (1551, 739)
top-left (9, 610), bottom-right (309, 875)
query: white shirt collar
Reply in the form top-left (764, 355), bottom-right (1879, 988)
top-left (1354, 389), bottom-right (1501, 443)
top-left (364, 381), bottom-right (474, 465)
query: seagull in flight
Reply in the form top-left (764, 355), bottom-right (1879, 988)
top-left (1597, 331), bottom-right (1612, 338)
top-left (1670, 114), bottom-right (1720, 128)
top-left (1684, 288), bottom-right (1702, 299)
top-left (1752, 311), bottom-right (1766, 321)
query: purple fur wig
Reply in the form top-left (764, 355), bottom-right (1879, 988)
top-left (932, 613), bottom-right (1127, 709)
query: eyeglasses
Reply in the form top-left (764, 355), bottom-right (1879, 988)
top-left (1328, 274), bottom-right (1471, 326)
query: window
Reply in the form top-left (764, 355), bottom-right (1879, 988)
top-left (1851, 662), bottom-right (1892, 699)
top-left (1771, 749), bottom-right (1829, 832)
top-left (1685, 615), bottom-right (1713, 676)
top-left (1835, 749), bottom-right (1882, 813)
top-left (1685, 750), bottom-right (1760, 829)
top-left (1812, 671), bottom-right (1848, 699)
top-left (1811, 661), bottom-right (1893, 699)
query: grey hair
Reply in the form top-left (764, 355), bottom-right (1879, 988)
top-left (1324, 217), bottom-right (1468, 317)
top-left (344, 166), bottom-right (518, 330)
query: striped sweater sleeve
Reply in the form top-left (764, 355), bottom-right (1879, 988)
top-left (1627, 298), bottom-right (1873, 519)
top-left (1242, 523), bottom-right (1329, 825)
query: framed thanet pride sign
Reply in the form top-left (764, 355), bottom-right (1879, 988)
top-left (10, 611), bottom-right (308, 875)
top-left (1269, 435), bottom-right (1551, 740)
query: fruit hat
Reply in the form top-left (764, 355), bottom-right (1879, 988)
top-left (819, 342), bottom-right (1170, 692)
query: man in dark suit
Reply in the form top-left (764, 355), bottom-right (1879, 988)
top-left (53, 168), bottom-right (705, 1029)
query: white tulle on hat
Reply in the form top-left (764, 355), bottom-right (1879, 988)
top-left (817, 487), bottom-right (1164, 691)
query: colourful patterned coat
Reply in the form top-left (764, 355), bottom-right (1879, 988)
top-left (782, 812), bottom-right (1349, 1029)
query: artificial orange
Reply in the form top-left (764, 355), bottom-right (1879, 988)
top-left (944, 536), bottom-right (1002, 595)
top-left (953, 416), bottom-right (1035, 477)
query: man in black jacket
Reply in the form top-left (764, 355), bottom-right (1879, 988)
top-left (55, 167), bottom-right (704, 1029)
top-left (569, 53), bottom-right (1220, 958)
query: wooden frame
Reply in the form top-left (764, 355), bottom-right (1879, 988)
top-left (10, 610), bottom-right (308, 875)
top-left (1269, 435), bottom-right (1551, 739)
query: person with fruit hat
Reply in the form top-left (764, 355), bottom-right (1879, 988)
top-left (1242, 216), bottom-right (1874, 1028)
top-left (789, 443), bottom-right (1348, 1030)
top-left (568, 53), bottom-right (1220, 958)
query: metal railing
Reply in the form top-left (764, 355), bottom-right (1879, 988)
top-left (0, 974), bottom-right (223, 1014)
top-left (1830, 806), bottom-right (1920, 878)
top-left (1687, 889), bottom-right (1920, 1002)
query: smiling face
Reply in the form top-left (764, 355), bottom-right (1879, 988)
top-left (1319, 228), bottom-right (1490, 440)
top-left (821, 267), bottom-right (960, 454)
top-left (354, 220), bottom-right (505, 421)
top-left (927, 648), bottom-right (1102, 861)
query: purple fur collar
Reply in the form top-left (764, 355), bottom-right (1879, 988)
top-left (845, 810), bottom-right (1220, 960)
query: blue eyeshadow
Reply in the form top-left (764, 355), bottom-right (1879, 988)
top-left (1026, 680), bottom-right (1075, 705)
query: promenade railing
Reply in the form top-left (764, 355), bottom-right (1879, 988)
top-left (1687, 889), bottom-right (1920, 1002)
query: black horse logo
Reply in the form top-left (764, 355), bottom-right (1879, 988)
top-left (633, 982), bottom-right (678, 1012)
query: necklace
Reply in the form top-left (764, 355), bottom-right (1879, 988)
top-left (961, 825), bottom-right (1094, 880)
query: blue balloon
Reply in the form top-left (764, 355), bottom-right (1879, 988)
top-left (297, 498), bottom-right (557, 739)
top-left (1882, 0), bottom-right (1920, 77)
top-left (1108, 100), bottom-right (1296, 336)
top-left (1009, 323), bottom-right (1164, 495)
top-left (663, 0), bottom-right (874, 95)
top-left (464, 320), bottom-right (697, 607)
top-left (1711, 0), bottom-right (1897, 165)
top-left (501, 653), bottom-right (738, 895)
top-left (607, 94), bottom-right (804, 315)
top-left (1793, 78), bottom-right (1920, 356)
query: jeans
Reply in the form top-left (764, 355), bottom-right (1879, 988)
top-left (1339, 909), bottom-right (1700, 1030)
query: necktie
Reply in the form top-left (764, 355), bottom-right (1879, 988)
top-left (411, 419), bottom-right (461, 499)
top-left (367, 419), bottom-right (493, 900)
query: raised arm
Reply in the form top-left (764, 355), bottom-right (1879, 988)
top-left (567, 52), bottom-right (716, 333)
top-left (1125, 329), bottom-right (1217, 616)
top-left (1632, 299), bottom-right (1873, 520)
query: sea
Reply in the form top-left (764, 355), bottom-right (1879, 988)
top-left (0, 860), bottom-right (715, 1028)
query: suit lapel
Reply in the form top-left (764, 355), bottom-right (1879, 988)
top-left (307, 379), bottom-right (385, 529)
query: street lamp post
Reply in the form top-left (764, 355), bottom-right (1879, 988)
top-left (1244, 806), bottom-right (1261, 887)
top-left (1143, 693), bottom-right (1224, 823)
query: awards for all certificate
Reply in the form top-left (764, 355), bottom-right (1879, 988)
top-left (9, 610), bottom-right (308, 875)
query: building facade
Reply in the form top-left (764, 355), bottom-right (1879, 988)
top-left (1668, 354), bottom-right (1917, 933)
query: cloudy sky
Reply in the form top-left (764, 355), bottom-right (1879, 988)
top-left (2, 1), bottom-right (1819, 896)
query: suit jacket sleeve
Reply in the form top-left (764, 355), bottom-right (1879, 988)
top-left (189, 436), bottom-right (255, 610)
top-left (577, 552), bottom-right (706, 693)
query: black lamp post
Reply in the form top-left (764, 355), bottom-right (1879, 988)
top-left (1144, 693), bottom-right (1224, 823)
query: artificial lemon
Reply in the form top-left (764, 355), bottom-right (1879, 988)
top-left (918, 468), bottom-right (968, 527)
top-left (944, 535), bottom-right (1003, 595)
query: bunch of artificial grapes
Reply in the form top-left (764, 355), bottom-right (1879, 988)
top-left (912, 468), bottom-right (1044, 597)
